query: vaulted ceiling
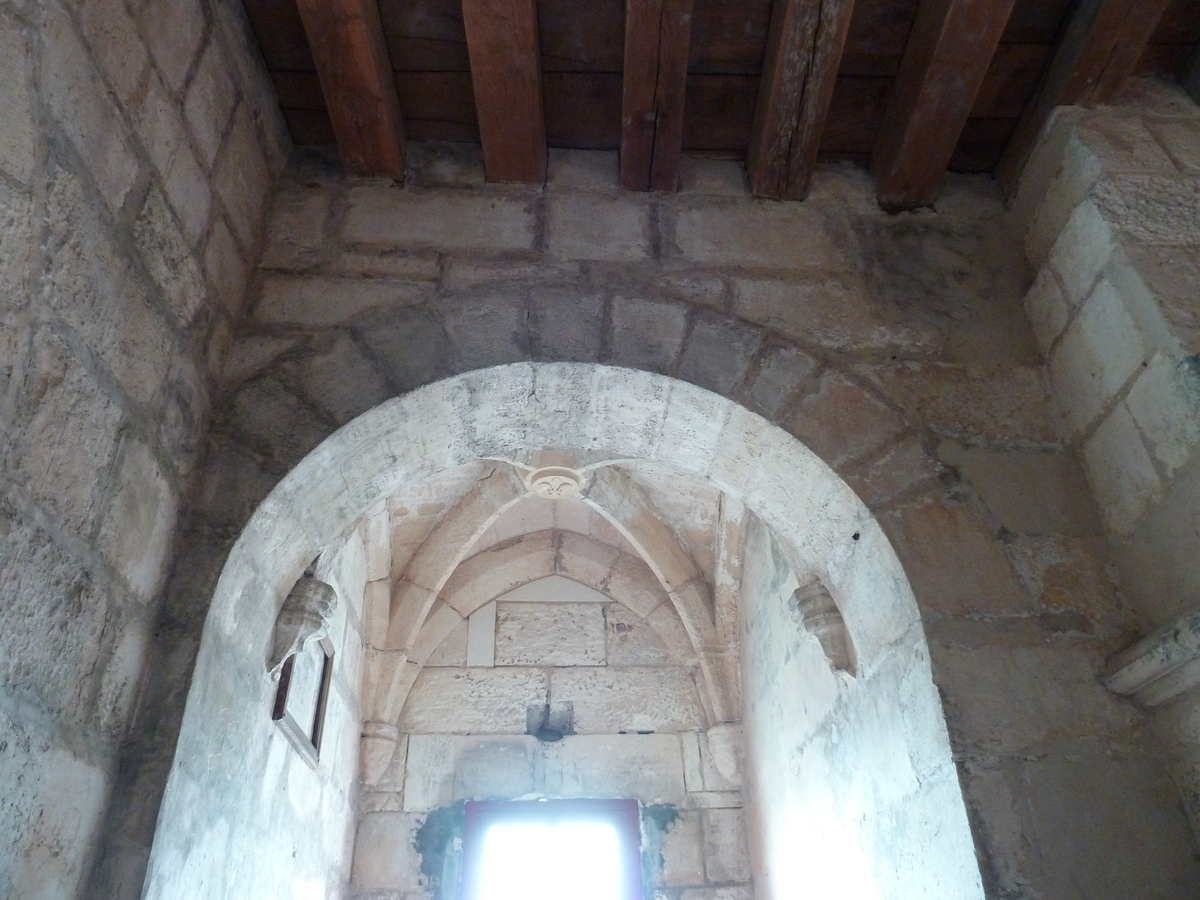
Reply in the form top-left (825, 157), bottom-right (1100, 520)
top-left (243, 0), bottom-right (1200, 207)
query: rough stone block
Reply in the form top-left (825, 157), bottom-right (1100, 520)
top-left (351, 811), bottom-right (425, 891)
top-left (547, 192), bottom-right (650, 261)
top-left (1075, 113), bottom-right (1178, 175)
top-left (542, 734), bottom-right (686, 803)
top-left (0, 181), bottom-right (33, 300)
top-left (1049, 278), bottom-right (1146, 436)
top-left (844, 435), bottom-right (942, 510)
top-left (609, 296), bottom-right (688, 373)
top-left (702, 808), bottom-right (751, 883)
top-left (1094, 174), bottom-right (1200, 247)
top-left (1004, 534), bottom-right (1129, 631)
top-left (0, 14), bottom-right (37, 185)
top-left (281, 332), bottom-right (393, 423)
top-left (783, 370), bottom-right (906, 469)
top-left (256, 275), bottom-right (427, 326)
top-left (936, 442), bottom-right (1103, 536)
top-left (676, 313), bottom-right (762, 396)
top-left (357, 307), bottom-right (453, 393)
top-left (1047, 201), bottom-right (1115, 309)
top-left (659, 810), bottom-right (705, 887)
top-left (204, 215), bottom-right (250, 318)
top-left (42, 5), bottom-right (138, 212)
top-left (139, 0), bottom-right (205, 93)
top-left (1083, 403), bottom-right (1163, 535)
top-left (1024, 266), bottom-right (1069, 356)
top-left (443, 294), bottom-right (531, 369)
top-left (531, 288), bottom-right (604, 362)
top-left (606, 602), bottom-right (672, 665)
top-left (213, 105), bottom-right (271, 250)
top-left (184, 38), bottom-right (238, 169)
top-left (680, 888), bottom-right (752, 900)
top-left (603, 552), bottom-right (669, 618)
top-left (453, 736), bottom-right (538, 799)
top-left (399, 667), bottom-right (547, 734)
top-left (670, 199), bottom-right (842, 270)
top-left (133, 186), bottom-right (208, 327)
top-left (343, 186), bottom-right (537, 252)
top-left (402, 734), bottom-right (455, 811)
top-left (494, 601), bottom-right (606, 666)
top-left (226, 377), bottom-right (330, 470)
top-left (261, 186), bottom-right (332, 271)
top-left (550, 667), bottom-right (705, 732)
top-left (547, 148), bottom-right (619, 190)
top-left (1125, 351), bottom-right (1200, 478)
top-left (741, 344), bottom-right (819, 419)
top-left (679, 158), bottom-right (748, 197)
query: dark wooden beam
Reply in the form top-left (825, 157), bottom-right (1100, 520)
top-left (294, 0), bottom-right (406, 178)
top-left (997, 0), bottom-right (1172, 192)
top-left (872, 0), bottom-right (1016, 211)
top-left (1184, 44), bottom-right (1200, 106)
top-left (745, 0), bottom-right (856, 200)
top-left (620, 0), bottom-right (695, 192)
top-left (461, 0), bottom-right (547, 183)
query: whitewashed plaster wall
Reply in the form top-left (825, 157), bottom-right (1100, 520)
top-left (0, 0), bottom-right (287, 896)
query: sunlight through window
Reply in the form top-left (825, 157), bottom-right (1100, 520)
top-left (476, 820), bottom-right (622, 900)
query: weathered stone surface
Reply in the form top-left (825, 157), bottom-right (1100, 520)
top-left (1023, 266), bottom-right (1069, 355)
top-left (542, 734), bottom-right (686, 803)
top-left (494, 602), bottom-right (606, 666)
top-left (659, 810), bottom-right (705, 887)
top-left (550, 667), bottom-right (705, 732)
top-left (610, 296), bottom-right (689, 373)
top-left (184, 38), bottom-right (238, 170)
top-left (1083, 403), bottom-right (1163, 535)
top-left (783, 371), bottom-right (906, 469)
top-left (702, 808), bottom-right (751, 883)
top-left (255, 275), bottom-right (427, 326)
top-left (0, 181), bottom-right (33, 302)
top-left (547, 148), bottom-right (619, 190)
top-left (99, 437), bottom-right (178, 603)
top-left (606, 602), bottom-right (672, 665)
top-left (213, 105), bottom-right (271, 250)
top-left (1125, 352), bottom-right (1200, 478)
top-left (443, 294), bottom-right (531, 368)
top-left (670, 199), bottom-right (841, 270)
top-left (281, 332), bottom-right (393, 423)
top-left (356, 307), bottom-right (454, 392)
top-left (453, 736), bottom-right (537, 799)
top-left (547, 192), bottom-right (650, 261)
top-left (741, 344), bottom-right (818, 418)
top-left (677, 313), bottom-right (763, 396)
top-left (399, 667), bottom-right (548, 734)
top-left (204, 216), bottom-right (250, 318)
top-left (261, 186), bottom-right (331, 271)
top-left (0, 15), bottom-right (36, 185)
top-left (351, 811), bottom-right (425, 892)
top-left (138, 0), bottom-right (205, 93)
top-left (133, 186), bottom-right (208, 327)
top-left (343, 186), bottom-right (537, 251)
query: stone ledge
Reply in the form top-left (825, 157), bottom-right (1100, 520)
top-left (1104, 606), bottom-right (1200, 706)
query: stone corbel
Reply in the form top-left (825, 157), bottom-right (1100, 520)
top-left (268, 572), bottom-right (339, 678)
top-left (1103, 608), bottom-right (1200, 707)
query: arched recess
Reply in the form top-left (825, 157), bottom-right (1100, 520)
top-left (142, 363), bottom-right (984, 900)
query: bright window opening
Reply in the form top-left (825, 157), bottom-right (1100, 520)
top-left (462, 800), bottom-right (640, 900)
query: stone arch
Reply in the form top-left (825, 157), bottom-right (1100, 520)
top-left (143, 363), bottom-right (983, 900)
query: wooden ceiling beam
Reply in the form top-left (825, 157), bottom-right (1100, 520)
top-left (620, 0), bottom-right (695, 192)
top-left (997, 0), bottom-right (1172, 192)
top-left (462, 0), bottom-right (547, 183)
top-left (872, 0), bottom-right (1016, 210)
top-left (294, 0), bottom-right (406, 178)
top-left (746, 0), bottom-right (856, 201)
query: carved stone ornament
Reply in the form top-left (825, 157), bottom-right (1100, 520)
top-left (524, 465), bottom-right (587, 499)
top-left (268, 574), bottom-right (338, 678)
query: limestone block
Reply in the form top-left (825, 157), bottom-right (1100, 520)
top-left (1005, 534), bottom-right (1129, 629)
top-left (550, 667), bottom-right (705, 733)
top-left (936, 442), bottom-right (1103, 536)
top-left (530, 288), bottom-right (605, 362)
top-left (6, 328), bottom-right (121, 539)
top-left (542, 733), bottom-right (686, 803)
top-left (1084, 403), bottom-right (1163, 535)
top-left (184, 38), bottom-right (238, 169)
top-left (931, 638), bottom-right (1138, 756)
top-left (0, 499), bottom-right (113, 728)
top-left (261, 186), bottom-right (331, 271)
top-left (702, 808), bottom-right (751, 883)
top-left (213, 105), bottom-right (272, 250)
top-left (547, 192), bottom-right (651, 261)
top-left (732, 278), bottom-right (939, 354)
top-left (1147, 118), bottom-right (1200, 174)
top-left (343, 186), bottom-right (537, 251)
top-left (648, 596), bottom-right (701, 661)
top-left (0, 15), bottom-right (36, 184)
top-left (844, 435), bottom-right (942, 510)
top-left (610, 296), bottom-right (689, 373)
top-left (453, 735), bottom-right (538, 799)
top-left (1023, 266), bottom-right (1069, 356)
top-left (42, 5), bottom-right (138, 212)
top-left (547, 148), bottom-right (619, 190)
top-left (442, 294), bottom-right (530, 368)
top-left (677, 313), bottom-right (763, 396)
top-left (681, 731), bottom-right (704, 791)
top-left (687, 791), bottom-right (743, 808)
top-left (161, 131), bottom-right (212, 245)
top-left (606, 602), bottom-right (672, 665)
top-left (0, 181), bottom-right (33, 300)
top-left (474, 497), bottom-right (556, 551)
top-left (1049, 278), bottom-right (1147, 436)
top-left (99, 436), bottom-right (178, 604)
top-left (1048, 201), bottom-right (1118, 308)
top-left (670, 198), bottom-right (841, 270)
top-left (226, 378), bottom-right (330, 469)
top-left (558, 531), bottom-right (621, 585)
top-left (282, 332), bottom-right (393, 423)
top-left (1126, 352), bottom-right (1200, 478)
top-left (1074, 112), bottom-right (1178, 176)
top-left (703, 724), bottom-right (743, 788)
top-left (681, 888), bottom-right (752, 900)
top-left (402, 734), bottom-right (456, 811)
top-left (880, 497), bottom-right (1031, 618)
top-left (399, 667), bottom-right (548, 734)
top-left (425, 616), bottom-right (468, 666)
top-left (138, 0), bottom-right (205, 93)
top-left (858, 363), bottom-right (1058, 446)
top-left (742, 344), bottom-right (818, 419)
top-left (204, 216), bottom-right (250, 318)
top-left (351, 811), bottom-right (426, 891)
top-left (327, 250), bottom-right (441, 281)
top-left (256, 275), bottom-right (426, 326)
top-left (133, 186), bottom-right (208, 327)
top-left (495, 601), bottom-right (606, 666)
top-left (1094, 174), bottom-right (1200, 247)
top-left (466, 601), bottom-right (497, 666)
top-left (659, 810), bottom-right (705, 887)
top-left (679, 158), bottom-right (748, 197)
top-left (443, 531), bottom-right (558, 616)
top-left (783, 370), bottom-right (906, 469)
top-left (604, 551), bottom-right (669, 618)
top-left (357, 306), bottom-right (454, 392)
top-left (362, 508), bottom-right (392, 583)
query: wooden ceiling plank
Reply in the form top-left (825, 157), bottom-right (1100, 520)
top-left (996, 0), bottom-right (1170, 191)
top-left (746, 0), bottom-right (856, 200)
top-left (461, 0), bottom-right (547, 183)
top-left (294, 0), bottom-right (407, 178)
top-left (620, 0), bottom-right (696, 191)
top-left (871, 0), bottom-right (1017, 211)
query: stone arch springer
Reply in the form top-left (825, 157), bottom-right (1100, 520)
top-left (146, 362), bottom-right (983, 900)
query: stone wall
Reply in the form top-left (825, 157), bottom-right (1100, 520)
top-left (128, 145), bottom-right (1200, 899)
top-left (1011, 78), bottom-right (1200, 848)
top-left (0, 0), bottom-right (286, 895)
